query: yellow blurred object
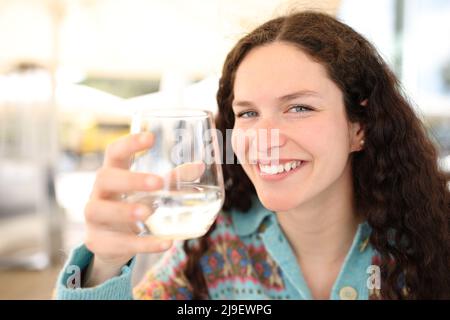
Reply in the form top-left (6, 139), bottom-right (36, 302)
top-left (79, 122), bottom-right (129, 154)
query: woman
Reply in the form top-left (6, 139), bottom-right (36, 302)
top-left (55, 11), bottom-right (450, 300)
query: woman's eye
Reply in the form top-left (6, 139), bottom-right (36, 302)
top-left (287, 105), bottom-right (313, 113)
top-left (236, 110), bottom-right (258, 118)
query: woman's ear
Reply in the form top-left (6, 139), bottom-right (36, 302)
top-left (350, 121), bottom-right (365, 152)
top-left (348, 99), bottom-right (367, 152)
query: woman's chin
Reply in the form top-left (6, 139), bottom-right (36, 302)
top-left (256, 192), bottom-right (301, 212)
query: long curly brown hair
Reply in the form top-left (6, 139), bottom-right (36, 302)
top-left (183, 11), bottom-right (450, 299)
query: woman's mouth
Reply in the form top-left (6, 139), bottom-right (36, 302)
top-left (256, 160), bottom-right (307, 181)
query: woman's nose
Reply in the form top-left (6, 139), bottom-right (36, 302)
top-left (250, 119), bottom-right (287, 154)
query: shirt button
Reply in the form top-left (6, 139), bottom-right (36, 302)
top-left (339, 286), bottom-right (358, 300)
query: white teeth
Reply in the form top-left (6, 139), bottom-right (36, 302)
top-left (270, 165), bottom-right (278, 174)
top-left (284, 162), bottom-right (292, 172)
top-left (258, 160), bottom-right (302, 175)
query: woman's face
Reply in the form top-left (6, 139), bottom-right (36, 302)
top-left (231, 41), bottom-right (363, 212)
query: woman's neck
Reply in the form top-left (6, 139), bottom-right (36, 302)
top-left (275, 165), bottom-right (361, 299)
top-left (276, 165), bottom-right (361, 266)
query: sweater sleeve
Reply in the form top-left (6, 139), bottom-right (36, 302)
top-left (54, 243), bottom-right (135, 300)
top-left (132, 240), bottom-right (195, 300)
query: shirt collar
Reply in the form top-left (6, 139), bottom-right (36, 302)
top-left (230, 195), bottom-right (274, 237)
top-left (230, 196), bottom-right (372, 244)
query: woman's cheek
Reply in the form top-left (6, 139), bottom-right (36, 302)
top-left (231, 128), bottom-right (248, 164)
top-left (313, 127), bottom-right (352, 182)
top-left (304, 118), bottom-right (340, 152)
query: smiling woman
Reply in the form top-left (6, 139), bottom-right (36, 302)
top-left (211, 11), bottom-right (450, 299)
top-left (54, 11), bottom-right (450, 301)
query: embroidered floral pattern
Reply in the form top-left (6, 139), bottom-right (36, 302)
top-left (133, 269), bottom-right (193, 300)
top-left (200, 233), bottom-right (284, 291)
top-left (132, 211), bottom-right (379, 300)
top-left (133, 244), bottom-right (193, 300)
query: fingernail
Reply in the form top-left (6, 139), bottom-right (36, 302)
top-left (159, 241), bottom-right (172, 250)
top-left (145, 176), bottom-right (161, 188)
top-left (139, 133), bottom-right (152, 144)
top-left (133, 206), bottom-right (147, 219)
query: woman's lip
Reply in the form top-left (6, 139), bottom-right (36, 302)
top-left (253, 159), bottom-right (305, 165)
top-left (255, 161), bottom-right (308, 181)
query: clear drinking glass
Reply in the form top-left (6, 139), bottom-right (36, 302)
top-left (125, 108), bottom-right (225, 240)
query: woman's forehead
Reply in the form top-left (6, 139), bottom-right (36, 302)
top-left (233, 42), bottom-right (338, 103)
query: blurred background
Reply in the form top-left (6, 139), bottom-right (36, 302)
top-left (0, 0), bottom-right (449, 299)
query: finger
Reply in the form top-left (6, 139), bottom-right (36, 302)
top-left (84, 199), bottom-right (152, 227)
top-left (104, 133), bottom-right (155, 169)
top-left (92, 167), bottom-right (163, 198)
top-left (85, 228), bottom-right (173, 257)
top-left (165, 161), bottom-right (206, 183)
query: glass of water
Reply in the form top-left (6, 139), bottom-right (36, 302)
top-left (125, 108), bottom-right (225, 240)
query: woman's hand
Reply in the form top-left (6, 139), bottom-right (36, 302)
top-left (82, 133), bottom-right (173, 287)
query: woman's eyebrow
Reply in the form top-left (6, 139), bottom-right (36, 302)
top-left (233, 90), bottom-right (322, 108)
top-left (232, 100), bottom-right (255, 108)
top-left (277, 90), bottom-right (322, 102)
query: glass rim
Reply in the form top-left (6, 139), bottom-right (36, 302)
top-left (133, 108), bottom-right (213, 119)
